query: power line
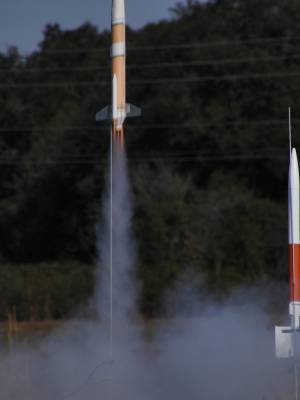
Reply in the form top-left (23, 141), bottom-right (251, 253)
top-left (2, 54), bottom-right (300, 74)
top-left (2, 70), bottom-right (300, 89)
top-left (0, 126), bottom-right (107, 132)
top-left (0, 73), bottom-right (293, 88)
top-left (19, 36), bottom-right (300, 56)
top-left (1, 148), bottom-right (289, 158)
top-left (0, 66), bottom-right (109, 73)
top-left (0, 153), bottom-right (287, 166)
top-left (0, 119), bottom-right (298, 134)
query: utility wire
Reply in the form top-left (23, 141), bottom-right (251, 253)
top-left (2, 54), bottom-right (300, 74)
top-left (2, 71), bottom-right (300, 89)
top-left (0, 149), bottom-right (288, 159)
top-left (1, 119), bottom-right (300, 133)
top-left (17, 35), bottom-right (300, 56)
top-left (0, 153), bottom-right (287, 166)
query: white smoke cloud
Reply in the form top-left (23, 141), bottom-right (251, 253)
top-left (0, 147), bottom-right (294, 400)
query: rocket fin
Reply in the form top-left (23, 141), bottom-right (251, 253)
top-left (275, 326), bottom-right (294, 358)
top-left (95, 103), bottom-right (142, 121)
top-left (126, 103), bottom-right (142, 118)
top-left (95, 106), bottom-right (112, 121)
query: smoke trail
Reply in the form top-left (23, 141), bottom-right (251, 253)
top-left (0, 134), bottom-right (296, 400)
top-left (97, 135), bottom-right (137, 326)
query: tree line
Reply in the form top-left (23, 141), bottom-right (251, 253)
top-left (0, 0), bottom-right (299, 319)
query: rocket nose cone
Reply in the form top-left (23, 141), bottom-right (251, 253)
top-left (290, 148), bottom-right (300, 189)
top-left (112, 0), bottom-right (125, 24)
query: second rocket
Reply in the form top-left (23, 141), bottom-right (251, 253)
top-left (275, 148), bottom-right (300, 358)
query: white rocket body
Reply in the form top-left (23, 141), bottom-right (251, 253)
top-left (96, 0), bottom-right (141, 138)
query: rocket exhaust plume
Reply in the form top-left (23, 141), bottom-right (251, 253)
top-left (97, 132), bottom-right (137, 328)
top-left (0, 144), bottom-right (294, 399)
top-left (0, 2), bottom-right (296, 399)
top-left (95, 0), bottom-right (141, 362)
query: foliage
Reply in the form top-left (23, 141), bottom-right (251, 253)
top-left (0, 0), bottom-right (297, 317)
top-left (0, 262), bottom-right (93, 320)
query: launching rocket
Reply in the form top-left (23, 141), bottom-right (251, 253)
top-left (96, 0), bottom-right (141, 146)
top-left (275, 148), bottom-right (300, 358)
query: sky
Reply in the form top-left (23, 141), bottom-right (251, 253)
top-left (0, 0), bottom-right (184, 54)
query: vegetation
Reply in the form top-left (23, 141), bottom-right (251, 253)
top-left (0, 262), bottom-right (93, 320)
top-left (0, 0), bottom-right (299, 318)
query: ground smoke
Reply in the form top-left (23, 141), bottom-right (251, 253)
top-left (97, 143), bottom-right (137, 324)
top-left (0, 146), bottom-right (295, 400)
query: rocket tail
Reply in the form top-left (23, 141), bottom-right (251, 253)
top-left (112, 123), bottom-right (124, 150)
top-left (125, 103), bottom-right (142, 118)
top-left (95, 104), bottom-right (141, 122)
top-left (96, 105), bottom-right (111, 121)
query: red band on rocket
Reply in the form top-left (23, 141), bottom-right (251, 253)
top-left (289, 149), bottom-right (300, 303)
